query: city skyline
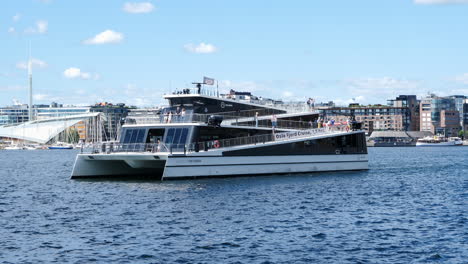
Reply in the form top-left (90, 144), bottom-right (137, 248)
top-left (2, 0), bottom-right (468, 107)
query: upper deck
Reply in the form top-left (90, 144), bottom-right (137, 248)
top-left (163, 87), bottom-right (318, 115)
top-left (127, 89), bottom-right (320, 131)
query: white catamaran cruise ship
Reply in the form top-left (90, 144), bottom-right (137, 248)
top-left (71, 84), bottom-right (368, 180)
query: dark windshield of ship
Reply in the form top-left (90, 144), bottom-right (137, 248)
top-left (121, 128), bottom-right (146, 143)
top-left (164, 127), bottom-right (189, 146)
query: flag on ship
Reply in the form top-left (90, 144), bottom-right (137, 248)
top-left (203, 77), bottom-right (215, 85)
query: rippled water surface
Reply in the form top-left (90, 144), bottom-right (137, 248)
top-left (0, 148), bottom-right (466, 263)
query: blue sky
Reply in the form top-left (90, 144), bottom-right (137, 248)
top-left (1, 0), bottom-right (468, 107)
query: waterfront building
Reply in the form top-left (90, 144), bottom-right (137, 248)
top-left (420, 97), bottom-right (433, 133)
top-left (90, 102), bottom-right (135, 141)
top-left (35, 105), bottom-right (92, 141)
top-left (440, 110), bottom-right (460, 136)
top-left (36, 104), bottom-right (91, 120)
top-left (0, 103), bottom-right (92, 125)
top-left (387, 95), bottom-right (420, 131)
top-left (449, 95), bottom-right (466, 127)
top-left (319, 105), bottom-right (410, 134)
top-left (0, 112), bottom-right (101, 144)
top-left (419, 95), bottom-right (460, 137)
top-left (0, 101), bottom-right (140, 142)
top-left (0, 105), bottom-right (29, 125)
top-left (462, 100), bottom-right (468, 137)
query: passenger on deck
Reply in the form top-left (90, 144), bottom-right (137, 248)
top-left (167, 112), bottom-right (173, 123)
top-left (156, 139), bottom-right (161, 152)
top-left (271, 114), bottom-right (277, 129)
top-left (181, 108), bottom-right (186, 122)
top-left (255, 112), bottom-right (259, 127)
top-left (175, 107), bottom-right (181, 122)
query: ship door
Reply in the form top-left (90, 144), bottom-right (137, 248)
top-left (146, 129), bottom-right (165, 144)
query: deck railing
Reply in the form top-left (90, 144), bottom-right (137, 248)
top-left (83, 126), bottom-right (351, 154)
top-left (125, 110), bottom-right (321, 130)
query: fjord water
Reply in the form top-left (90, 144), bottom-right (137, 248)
top-left (0, 148), bottom-right (466, 264)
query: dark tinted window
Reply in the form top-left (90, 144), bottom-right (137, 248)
top-left (165, 128), bottom-right (175, 144)
top-left (225, 132), bottom-right (367, 156)
top-left (173, 128), bottom-right (182, 144)
top-left (130, 129), bottom-right (138, 143)
top-left (180, 128), bottom-right (189, 144)
top-left (136, 129), bottom-right (146, 143)
top-left (122, 128), bottom-right (147, 143)
top-left (123, 129), bottom-right (133, 143)
top-left (164, 128), bottom-right (189, 145)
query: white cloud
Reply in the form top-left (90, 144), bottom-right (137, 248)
top-left (32, 93), bottom-right (64, 102)
top-left (93, 84), bottom-right (164, 107)
top-left (8, 27), bottom-right (15, 33)
top-left (123, 2), bottom-right (155, 13)
top-left (414, 0), bottom-right (468, 4)
top-left (344, 77), bottom-right (423, 104)
top-left (75, 89), bottom-right (87, 95)
top-left (453, 73), bottom-right (468, 84)
top-left (83, 30), bottom-right (124, 45)
top-left (37, 20), bottom-right (48, 33)
top-left (219, 80), bottom-right (266, 93)
top-left (218, 79), bottom-right (317, 101)
top-left (33, 94), bottom-right (50, 100)
top-left (0, 85), bottom-right (25, 92)
top-left (219, 78), bottom-right (420, 105)
top-left (333, 96), bottom-right (366, 106)
top-left (13, 14), bottom-right (21, 22)
top-left (64, 68), bottom-right (81, 79)
top-left (16, 58), bottom-right (48, 70)
top-left (25, 20), bottom-right (48, 34)
top-left (345, 77), bottom-right (421, 94)
top-left (184, 42), bottom-right (218, 54)
top-left (63, 67), bottom-right (99, 80)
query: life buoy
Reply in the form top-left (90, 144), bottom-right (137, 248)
top-left (213, 140), bottom-right (220, 148)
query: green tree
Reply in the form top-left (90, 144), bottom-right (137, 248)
top-left (67, 128), bottom-right (80, 143)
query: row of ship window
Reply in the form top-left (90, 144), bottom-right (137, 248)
top-left (122, 128), bottom-right (189, 145)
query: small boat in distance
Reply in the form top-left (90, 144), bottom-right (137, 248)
top-left (4, 145), bottom-right (22, 150)
top-left (48, 142), bottom-right (74, 150)
top-left (416, 136), bottom-right (462, 147)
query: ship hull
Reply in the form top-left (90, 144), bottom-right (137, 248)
top-left (162, 154), bottom-right (368, 179)
top-left (48, 146), bottom-right (73, 150)
top-left (415, 141), bottom-right (461, 147)
top-left (71, 153), bottom-right (368, 180)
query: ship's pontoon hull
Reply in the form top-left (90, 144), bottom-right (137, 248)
top-left (71, 154), bottom-right (166, 179)
top-left (71, 153), bottom-right (368, 180)
top-left (162, 154), bottom-right (368, 179)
